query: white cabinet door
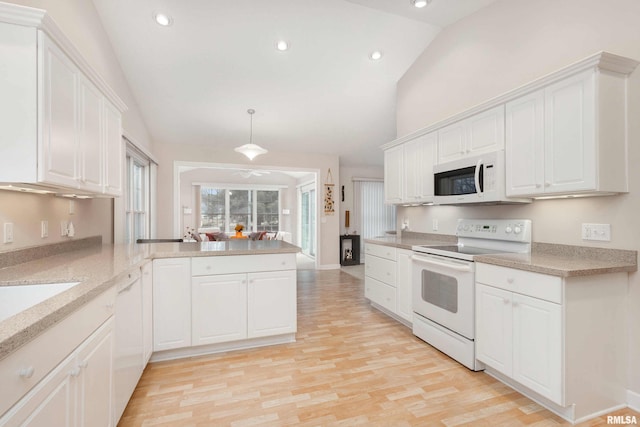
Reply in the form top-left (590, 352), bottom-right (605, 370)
top-left (77, 75), bottom-right (103, 193)
top-left (192, 274), bottom-right (247, 345)
top-left (466, 105), bottom-right (505, 156)
top-left (384, 145), bottom-right (403, 204)
top-left (395, 249), bottom-right (413, 323)
top-left (512, 293), bottom-right (562, 404)
top-left (544, 70), bottom-right (596, 194)
top-left (438, 105), bottom-right (504, 164)
top-left (506, 90), bottom-right (545, 196)
top-left (475, 284), bottom-right (513, 377)
top-left (39, 34), bottom-right (78, 188)
top-left (0, 319), bottom-right (114, 427)
top-left (153, 258), bottom-right (191, 351)
top-left (141, 262), bottom-right (153, 365)
top-left (438, 121), bottom-right (466, 164)
top-left (103, 101), bottom-right (123, 196)
top-left (75, 318), bottom-right (114, 427)
top-left (247, 270), bottom-right (297, 338)
top-left (404, 132), bottom-right (437, 203)
top-left (0, 355), bottom-right (76, 427)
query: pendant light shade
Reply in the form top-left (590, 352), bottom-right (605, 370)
top-left (235, 109), bottom-right (268, 160)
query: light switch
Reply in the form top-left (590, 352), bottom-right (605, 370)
top-left (41, 220), bottom-right (48, 238)
top-left (581, 223), bottom-right (611, 241)
top-left (3, 223), bottom-right (13, 243)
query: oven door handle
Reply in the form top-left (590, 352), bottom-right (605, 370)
top-left (411, 254), bottom-right (472, 272)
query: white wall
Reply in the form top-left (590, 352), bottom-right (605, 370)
top-left (0, 192), bottom-right (113, 250)
top-left (154, 142), bottom-right (340, 268)
top-left (0, 0), bottom-right (152, 250)
top-left (396, 0), bottom-right (640, 398)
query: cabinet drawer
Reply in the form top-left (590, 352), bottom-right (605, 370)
top-left (192, 253), bottom-right (296, 276)
top-left (364, 255), bottom-right (396, 286)
top-left (476, 263), bottom-right (562, 304)
top-left (365, 277), bottom-right (396, 313)
top-left (364, 243), bottom-right (396, 261)
top-left (0, 285), bottom-right (115, 417)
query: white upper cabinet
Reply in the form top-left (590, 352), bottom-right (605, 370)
top-left (383, 131), bottom-right (437, 205)
top-left (437, 105), bottom-right (504, 164)
top-left (506, 57), bottom-right (637, 197)
top-left (383, 145), bottom-right (404, 204)
top-left (403, 132), bottom-right (437, 203)
top-left (0, 7), bottom-right (127, 196)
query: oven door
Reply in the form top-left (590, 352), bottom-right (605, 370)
top-left (411, 253), bottom-right (475, 340)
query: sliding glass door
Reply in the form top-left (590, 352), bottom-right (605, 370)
top-left (300, 187), bottom-right (316, 257)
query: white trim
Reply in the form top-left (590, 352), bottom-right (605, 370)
top-left (195, 182), bottom-right (288, 190)
top-left (123, 131), bottom-right (157, 164)
top-left (317, 264), bottom-right (341, 270)
top-left (628, 389), bottom-right (640, 412)
top-left (150, 333), bottom-right (296, 362)
top-left (382, 51), bottom-right (639, 150)
top-left (352, 177), bottom-right (384, 182)
top-left (0, 2), bottom-right (46, 26)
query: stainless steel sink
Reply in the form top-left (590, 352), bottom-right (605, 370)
top-left (0, 282), bottom-right (80, 323)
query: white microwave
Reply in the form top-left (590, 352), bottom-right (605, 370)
top-left (433, 151), bottom-right (530, 205)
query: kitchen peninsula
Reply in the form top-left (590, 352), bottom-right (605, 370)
top-left (0, 237), bottom-right (300, 425)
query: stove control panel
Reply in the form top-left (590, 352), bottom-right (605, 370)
top-left (456, 219), bottom-right (531, 242)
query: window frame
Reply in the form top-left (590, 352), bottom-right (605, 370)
top-left (197, 183), bottom-right (283, 233)
top-left (124, 149), bottom-right (151, 243)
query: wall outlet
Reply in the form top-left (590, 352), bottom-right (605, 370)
top-left (582, 223), bottom-right (611, 241)
top-left (432, 219), bottom-right (439, 231)
top-left (60, 220), bottom-right (68, 237)
top-left (41, 220), bottom-right (49, 238)
top-left (401, 219), bottom-right (409, 231)
top-left (3, 223), bottom-right (13, 243)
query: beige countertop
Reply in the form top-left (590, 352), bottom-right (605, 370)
top-left (366, 235), bottom-right (637, 277)
top-left (475, 242), bottom-right (637, 277)
top-left (364, 232), bottom-right (457, 250)
top-left (0, 239), bottom-right (301, 361)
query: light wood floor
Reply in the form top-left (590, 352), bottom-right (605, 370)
top-left (119, 269), bottom-right (639, 426)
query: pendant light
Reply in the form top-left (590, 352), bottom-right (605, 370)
top-left (234, 109), bottom-right (268, 161)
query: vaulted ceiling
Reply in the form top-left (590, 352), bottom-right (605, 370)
top-left (91, 0), bottom-right (498, 166)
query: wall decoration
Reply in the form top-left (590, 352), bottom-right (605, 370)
top-left (324, 169), bottom-right (335, 215)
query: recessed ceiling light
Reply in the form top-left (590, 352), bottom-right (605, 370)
top-left (154, 13), bottom-right (173, 27)
top-left (369, 51), bottom-right (383, 60)
top-left (412, 0), bottom-right (430, 8)
top-left (276, 40), bottom-right (289, 51)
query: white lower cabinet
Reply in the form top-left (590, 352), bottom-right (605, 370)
top-left (192, 274), bottom-right (247, 345)
top-left (247, 270), bottom-right (297, 338)
top-left (475, 263), bottom-right (628, 423)
top-left (476, 283), bottom-right (561, 403)
top-left (152, 258), bottom-right (192, 352)
top-left (153, 254), bottom-right (297, 359)
top-left (364, 243), bottom-right (412, 325)
top-left (141, 262), bottom-right (153, 365)
top-left (0, 318), bottom-right (114, 427)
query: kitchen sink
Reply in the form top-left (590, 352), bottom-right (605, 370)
top-left (0, 282), bottom-right (80, 323)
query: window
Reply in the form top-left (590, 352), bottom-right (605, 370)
top-left (199, 186), bottom-right (280, 232)
top-left (124, 149), bottom-right (151, 243)
top-left (353, 179), bottom-right (396, 252)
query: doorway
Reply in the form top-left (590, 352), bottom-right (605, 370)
top-left (299, 182), bottom-right (316, 259)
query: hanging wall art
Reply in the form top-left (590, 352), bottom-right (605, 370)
top-left (324, 168), bottom-right (335, 215)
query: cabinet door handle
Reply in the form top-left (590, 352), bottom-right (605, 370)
top-left (507, 278), bottom-right (514, 284)
top-left (503, 299), bottom-right (509, 304)
top-left (69, 367), bottom-right (81, 377)
top-left (512, 302), bottom-right (519, 308)
top-left (79, 361), bottom-right (89, 369)
top-left (18, 367), bottom-right (35, 378)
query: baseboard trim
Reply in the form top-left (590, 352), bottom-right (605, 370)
top-left (628, 389), bottom-right (640, 412)
top-left (150, 334), bottom-right (296, 362)
top-left (318, 263), bottom-right (341, 270)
